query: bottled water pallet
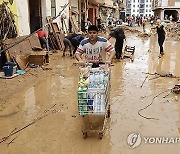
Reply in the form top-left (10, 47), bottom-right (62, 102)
top-left (78, 66), bottom-right (111, 139)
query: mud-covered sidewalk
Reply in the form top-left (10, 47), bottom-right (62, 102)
top-left (0, 32), bottom-right (180, 154)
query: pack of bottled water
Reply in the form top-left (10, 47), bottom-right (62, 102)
top-left (88, 71), bottom-right (109, 89)
top-left (78, 67), bottom-right (109, 115)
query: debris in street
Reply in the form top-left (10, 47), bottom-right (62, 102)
top-left (165, 22), bottom-right (180, 41)
top-left (140, 75), bottom-right (148, 88)
top-left (138, 90), bottom-right (170, 120)
top-left (175, 96), bottom-right (178, 101)
top-left (72, 115), bottom-right (76, 118)
top-left (0, 104), bottom-right (59, 144)
top-left (171, 85), bottom-right (180, 94)
top-left (145, 72), bottom-right (180, 80)
top-left (0, 2), bottom-right (17, 45)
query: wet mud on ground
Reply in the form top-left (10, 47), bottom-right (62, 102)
top-left (0, 33), bottom-right (179, 154)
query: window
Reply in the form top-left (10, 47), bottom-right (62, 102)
top-left (51, 0), bottom-right (56, 18)
top-left (134, 0), bottom-right (135, 2)
top-left (146, 9), bottom-right (148, 12)
top-left (133, 5), bottom-right (135, 7)
top-left (137, 10), bottom-right (139, 12)
top-left (149, 9), bottom-right (151, 12)
top-left (133, 9), bottom-right (135, 12)
top-left (146, 5), bottom-right (148, 7)
top-left (146, 0), bottom-right (148, 2)
top-left (150, 5), bottom-right (151, 7)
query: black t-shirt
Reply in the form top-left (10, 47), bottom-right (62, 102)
top-left (110, 28), bottom-right (125, 40)
top-left (156, 25), bottom-right (165, 38)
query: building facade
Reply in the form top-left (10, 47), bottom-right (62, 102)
top-left (152, 0), bottom-right (180, 21)
top-left (126, 0), bottom-right (154, 17)
top-left (1, 0), bottom-right (125, 37)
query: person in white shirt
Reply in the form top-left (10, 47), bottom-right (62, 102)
top-left (75, 25), bottom-right (115, 67)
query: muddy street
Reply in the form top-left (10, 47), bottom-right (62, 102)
top-left (0, 33), bottom-right (180, 154)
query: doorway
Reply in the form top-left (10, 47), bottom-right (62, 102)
top-left (29, 0), bottom-right (42, 33)
top-left (164, 10), bottom-right (179, 21)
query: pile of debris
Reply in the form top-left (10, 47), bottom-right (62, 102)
top-left (124, 26), bottom-right (150, 38)
top-left (165, 22), bottom-right (180, 41)
top-left (0, 2), bottom-right (17, 46)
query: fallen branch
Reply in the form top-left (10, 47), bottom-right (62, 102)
top-left (0, 104), bottom-right (58, 144)
top-left (140, 75), bottom-right (148, 88)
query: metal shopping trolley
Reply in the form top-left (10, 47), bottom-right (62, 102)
top-left (78, 65), bottom-right (111, 139)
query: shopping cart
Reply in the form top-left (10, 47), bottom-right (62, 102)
top-left (78, 64), bottom-right (111, 139)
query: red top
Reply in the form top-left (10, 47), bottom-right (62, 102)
top-left (37, 30), bottom-right (47, 38)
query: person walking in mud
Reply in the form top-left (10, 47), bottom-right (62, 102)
top-left (156, 19), bottom-right (166, 58)
top-left (75, 25), bottom-right (115, 67)
top-left (108, 27), bottom-right (125, 61)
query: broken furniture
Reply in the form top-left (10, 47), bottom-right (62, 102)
top-left (46, 16), bottom-right (65, 51)
top-left (2, 33), bottom-right (49, 70)
top-left (29, 51), bottom-right (49, 66)
top-left (122, 45), bottom-right (135, 60)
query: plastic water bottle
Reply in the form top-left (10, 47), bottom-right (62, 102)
top-left (101, 94), bottom-right (105, 114)
top-left (97, 94), bottom-right (101, 114)
top-left (88, 92), bottom-right (93, 110)
top-left (94, 93), bottom-right (98, 113)
top-left (82, 87), bottom-right (87, 114)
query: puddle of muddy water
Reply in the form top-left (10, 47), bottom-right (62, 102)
top-left (0, 34), bottom-right (179, 154)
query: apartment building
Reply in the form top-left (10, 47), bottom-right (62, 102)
top-left (126, 0), bottom-right (154, 17)
top-left (152, 0), bottom-right (180, 21)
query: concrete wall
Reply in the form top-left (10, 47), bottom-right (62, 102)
top-left (161, 0), bottom-right (168, 7)
top-left (175, 2), bottom-right (180, 7)
top-left (41, 0), bottom-right (51, 27)
top-left (16, 0), bottom-right (30, 36)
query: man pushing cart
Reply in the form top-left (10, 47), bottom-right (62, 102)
top-left (75, 25), bottom-right (115, 139)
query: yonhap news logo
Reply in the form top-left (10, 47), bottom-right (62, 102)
top-left (127, 132), bottom-right (180, 149)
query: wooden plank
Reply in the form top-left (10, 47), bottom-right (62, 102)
top-left (30, 51), bottom-right (47, 56)
top-left (70, 16), bottom-right (79, 33)
top-left (50, 23), bottom-right (62, 50)
top-left (56, 32), bottom-right (65, 51)
top-left (29, 33), bottom-right (42, 48)
top-left (14, 55), bottom-right (29, 70)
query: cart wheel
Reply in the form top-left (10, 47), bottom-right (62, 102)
top-left (107, 105), bottom-right (110, 118)
top-left (83, 132), bottom-right (88, 139)
top-left (99, 132), bottom-right (103, 139)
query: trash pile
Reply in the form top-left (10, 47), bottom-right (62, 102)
top-left (0, 2), bottom-right (17, 45)
top-left (165, 22), bottom-right (180, 41)
top-left (171, 85), bottom-right (180, 94)
top-left (78, 65), bottom-right (110, 115)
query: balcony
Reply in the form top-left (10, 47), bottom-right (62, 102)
top-left (140, 0), bottom-right (145, 4)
